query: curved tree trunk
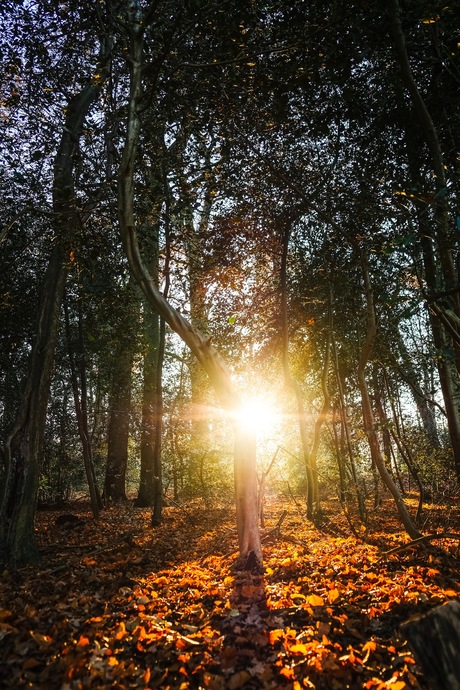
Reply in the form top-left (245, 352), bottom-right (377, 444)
top-left (118, 8), bottom-right (261, 567)
top-left (0, 41), bottom-right (112, 566)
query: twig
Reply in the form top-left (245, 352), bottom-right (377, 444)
top-left (39, 530), bottom-right (142, 574)
top-left (379, 532), bottom-right (460, 559)
top-left (286, 482), bottom-right (305, 517)
top-left (261, 510), bottom-right (287, 542)
top-left (166, 497), bottom-right (196, 526)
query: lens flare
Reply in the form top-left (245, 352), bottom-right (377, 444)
top-left (233, 396), bottom-right (279, 435)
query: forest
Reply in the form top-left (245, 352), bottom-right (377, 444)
top-left (1, 0), bottom-right (460, 688)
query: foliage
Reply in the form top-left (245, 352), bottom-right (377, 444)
top-left (2, 496), bottom-right (460, 688)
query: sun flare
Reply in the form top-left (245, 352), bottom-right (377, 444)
top-left (233, 396), bottom-right (279, 435)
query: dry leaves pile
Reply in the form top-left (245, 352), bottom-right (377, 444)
top-left (1, 498), bottom-right (459, 690)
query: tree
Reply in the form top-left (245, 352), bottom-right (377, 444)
top-left (0, 1), bottom-right (113, 565)
top-left (104, 279), bottom-right (138, 503)
top-left (117, 1), bottom-right (262, 567)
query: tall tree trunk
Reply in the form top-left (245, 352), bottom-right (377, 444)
top-left (137, 235), bottom-right (162, 508)
top-left (180, 148), bottom-right (215, 499)
top-left (104, 274), bottom-right (138, 503)
top-left (137, 143), bottom-right (169, 514)
top-left (389, 0), bottom-right (460, 478)
top-left (357, 249), bottom-right (421, 539)
top-left (279, 220), bottom-right (315, 519)
top-left (308, 294), bottom-right (332, 514)
top-left (0, 245), bottom-right (68, 564)
top-left (151, 313), bottom-right (166, 526)
top-left (332, 337), bottom-right (365, 520)
top-left (105, 342), bottom-right (134, 502)
top-left (384, 371), bottom-right (426, 520)
top-left (118, 9), bottom-right (261, 567)
top-left (64, 297), bottom-right (102, 518)
top-left (0, 41), bottom-right (112, 565)
top-left (332, 408), bottom-right (346, 506)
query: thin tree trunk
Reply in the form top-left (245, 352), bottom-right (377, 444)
top-left (384, 371), bottom-right (426, 521)
top-left (151, 312), bottom-right (166, 526)
top-left (118, 8), bottom-right (261, 567)
top-left (137, 290), bottom-right (161, 507)
top-left (395, 334), bottom-right (441, 450)
top-left (332, 407), bottom-right (346, 505)
top-left (105, 343), bottom-right (134, 502)
top-left (279, 220), bottom-right (315, 519)
top-left (258, 446), bottom-right (280, 528)
top-left (389, 0), bottom-right (460, 478)
top-left (308, 295), bottom-right (332, 514)
top-left (64, 298), bottom-right (101, 518)
top-left (332, 336), bottom-right (365, 520)
top-left (357, 249), bottom-right (421, 540)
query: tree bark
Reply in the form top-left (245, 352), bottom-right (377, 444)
top-left (117, 6), bottom-right (262, 566)
top-left (401, 601), bottom-right (460, 690)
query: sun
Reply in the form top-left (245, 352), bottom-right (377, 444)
top-left (233, 396), bottom-right (279, 435)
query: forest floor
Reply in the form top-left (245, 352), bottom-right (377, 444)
top-left (1, 494), bottom-right (460, 690)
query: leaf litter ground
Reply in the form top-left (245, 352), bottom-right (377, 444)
top-left (1, 496), bottom-right (459, 690)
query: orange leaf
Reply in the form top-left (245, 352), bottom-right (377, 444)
top-left (327, 589), bottom-right (340, 603)
top-left (290, 643), bottom-right (309, 655)
top-left (269, 629), bottom-right (284, 644)
top-left (114, 622), bottom-right (127, 640)
top-left (306, 594), bottom-right (324, 607)
top-left (279, 666), bottom-right (296, 680)
top-left (362, 640), bottom-right (377, 653)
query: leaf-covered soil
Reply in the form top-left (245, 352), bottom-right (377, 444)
top-left (1, 496), bottom-right (459, 690)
